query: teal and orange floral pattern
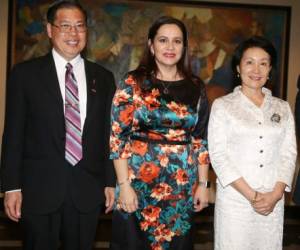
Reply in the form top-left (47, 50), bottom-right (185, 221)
top-left (110, 73), bottom-right (209, 249)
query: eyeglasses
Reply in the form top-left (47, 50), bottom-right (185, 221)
top-left (51, 23), bottom-right (87, 33)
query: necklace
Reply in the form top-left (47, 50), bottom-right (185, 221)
top-left (158, 71), bottom-right (178, 94)
top-left (161, 81), bottom-right (171, 94)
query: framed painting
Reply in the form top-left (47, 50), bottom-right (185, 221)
top-left (8, 0), bottom-right (290, 100)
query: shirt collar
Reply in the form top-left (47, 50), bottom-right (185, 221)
top-left (233, 85), bottom-right (272, 96)
top-left (233, 85), bottom-right (272, 109)
top-left (52, 48), bottom-right (82, 69)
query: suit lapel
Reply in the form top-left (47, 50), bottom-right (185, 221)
top-left (40, 53), bottom-right (65, 139)
top-left (41, 53), bottom-right (64, 110)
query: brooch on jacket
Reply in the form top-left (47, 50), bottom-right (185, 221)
top-left (270, 113), bottom-right (281, 123)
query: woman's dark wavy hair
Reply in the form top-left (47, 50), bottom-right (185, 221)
top-left (231, 36), bottom-right (277, 86)
top-left (132, 16), bottom-right (198, 87)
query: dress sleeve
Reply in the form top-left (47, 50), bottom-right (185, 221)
top-left (277, 102), bottom-right (297, 191)
top-left (109, 74), bottom-right (135, 159)
top-left (208, 98), bottom-right (242, 187)
top-left (191, 85), bottom-right (210, 167)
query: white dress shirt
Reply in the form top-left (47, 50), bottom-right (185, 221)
top-left (208, 86), bottom-right (297, 191)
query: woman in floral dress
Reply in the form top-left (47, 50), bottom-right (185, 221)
top-left (109, 16), bottom-right (210, 250)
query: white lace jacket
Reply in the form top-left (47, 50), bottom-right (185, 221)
top-left (208, 86), bottom-right (297, 191)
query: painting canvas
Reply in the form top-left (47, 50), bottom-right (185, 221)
top-left (9, 0), bottom-right (290, 100)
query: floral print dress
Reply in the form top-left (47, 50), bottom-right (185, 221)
top-left (110, 73), bottom-right (209, 250)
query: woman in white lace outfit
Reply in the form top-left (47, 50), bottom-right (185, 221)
top-left (208, 36), bottom-right (297, 250)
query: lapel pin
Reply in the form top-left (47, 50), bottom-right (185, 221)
top-left (91, 79), bottom-right (96, 93)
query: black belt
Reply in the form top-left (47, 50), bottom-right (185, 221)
top-left (131, 135), bottom-right (190, 145)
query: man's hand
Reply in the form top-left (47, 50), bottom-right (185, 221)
top-left (4, 191), bottom-right (22, 222)
top-left (104, 187), bottom-right (115, 214)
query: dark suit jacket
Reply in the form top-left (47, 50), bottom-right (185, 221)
top-left (0, 53), bottom-right (116, 214)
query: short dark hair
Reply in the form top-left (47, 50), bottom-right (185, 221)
top-left (46, 0), bottom-right (87, 24)
top-left (133, 16), bottom-right (194, 87)
top-left (231, 36), bottom-right (277, 86)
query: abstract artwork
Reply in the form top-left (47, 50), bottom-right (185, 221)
top-left (9, 0), bottom-right (290, 100)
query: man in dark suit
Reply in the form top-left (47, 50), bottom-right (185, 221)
top-left (0, 1), bottom-right (116, 249)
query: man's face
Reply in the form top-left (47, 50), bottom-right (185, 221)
top-left (46, 7), bottom-right (87, 61)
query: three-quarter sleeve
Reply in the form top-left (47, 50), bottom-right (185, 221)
top-left (191, 85), bottom-right (210, 167)
top-left (277, 102), bottom-right (297, 191)
top-left (208, 99), bottom-right (242, 187)
top-left (109, 74), bottom-right (135, 159)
